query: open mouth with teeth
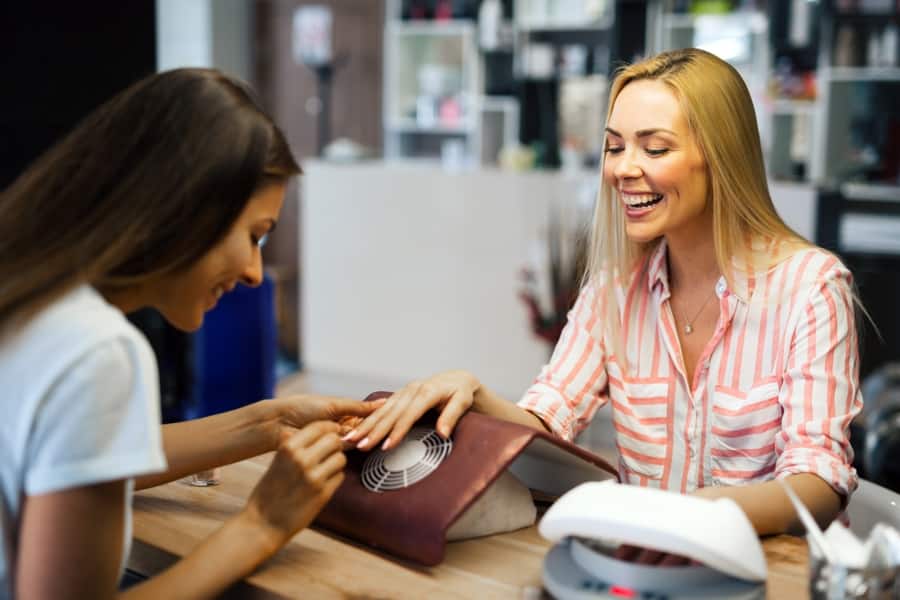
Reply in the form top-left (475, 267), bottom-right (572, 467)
top-left (624, 193), bottom-right (664, 208)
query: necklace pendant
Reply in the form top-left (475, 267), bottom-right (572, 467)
top-left (684, 324), bottom-right (693, 334)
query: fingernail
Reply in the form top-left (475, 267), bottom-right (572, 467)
top-left (342, 430), bottom-right (357, 441)
top-left (356, 437), bottom-right (369, 449)
top-left (381, 439), bottom-right (391, 451)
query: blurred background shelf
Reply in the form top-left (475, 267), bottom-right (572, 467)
top-left (822, 66), bottom-right (900, 81)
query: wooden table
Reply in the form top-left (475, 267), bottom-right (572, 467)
top-left (129, 456), bottom-right (810, 599)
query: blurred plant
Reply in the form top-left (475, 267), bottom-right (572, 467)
top-left (519, 207), bottom-right (591, 346)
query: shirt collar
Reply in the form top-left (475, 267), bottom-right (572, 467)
top-left (644, 238), bottom-right (755, 303)
top-left (646, 239), bottom-right (669, 295)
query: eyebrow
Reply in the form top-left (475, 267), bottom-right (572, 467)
top-left (605, 127), bottom-right (678, 138)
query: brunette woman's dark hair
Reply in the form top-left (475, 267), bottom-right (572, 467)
top-left (0, 68), bottom-right (300, 327)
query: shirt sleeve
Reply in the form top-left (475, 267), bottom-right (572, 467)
top-left (24, 336), bottom-right (167, 495)
top-left (775, 266), bottom-right (862, 503)
top-left (518, 283), bottom-right (610, 441)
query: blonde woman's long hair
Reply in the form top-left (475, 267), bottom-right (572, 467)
top-left (585, 48), bottom-right (808, 361)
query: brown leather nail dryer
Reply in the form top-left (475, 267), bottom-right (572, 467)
top-left (314, 391), bottom-right (618, 566)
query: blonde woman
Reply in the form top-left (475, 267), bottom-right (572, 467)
top-left (343, 48), bottom-right (863, 545)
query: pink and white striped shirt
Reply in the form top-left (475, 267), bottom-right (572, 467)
top-left (519, 241), bottom-right (862, 499)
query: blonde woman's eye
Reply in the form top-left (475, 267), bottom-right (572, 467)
top-left (604, 146), bottom-right (624, 154)
top-left (646, 148), bottom-right (669, 156)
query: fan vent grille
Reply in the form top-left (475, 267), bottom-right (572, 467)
top-left (361, 427), bottom-right (452, 492)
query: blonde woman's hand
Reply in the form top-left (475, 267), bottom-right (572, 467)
top-left (341, 370), bottom-right (480, 451)
top-left (242, 421), bottom-right (345, 548)
top-left (613, 544), bottom-right (696, 566)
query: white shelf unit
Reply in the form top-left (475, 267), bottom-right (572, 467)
top-left (768, 100), bottom-right (819, 182)
top-left (809, 8), bottom-right (900, 186)
top-left (383, 0), bottom-right (617, 165)
top-left (770, 99), bottom-right (817, 116)
top-left (382, 2), bottom-right (529, 166)
top-left (513, 0), bottom-right (615, 79)
top-left (810, 73), bottom-right (900, 185)
top-left (383, 16), bottom-right (483, 163)
top-left (645, 3), bottom-right (770, 125)
top-left (646, 6), bottom-right (770, 90)
top-left (822, 66), bottom-right (900, 82)
top-left (644, 2), bottom-right (836, 184)
top-left (514, 0), bottom-right (615, 31)
top-left (386, 118), bottom-right (474, 135)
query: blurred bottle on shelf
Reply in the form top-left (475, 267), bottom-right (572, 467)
top-left (478, 0), bottom-right (501, 50)
top-left (882, 24), bottom-right (898, 66)
top-left (434, 0), bottom-right (453, 21)
top-left (834, 24), bottom-right (858, 66)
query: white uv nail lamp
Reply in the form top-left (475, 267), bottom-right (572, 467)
top-left (539, 481), bottom-right (768, 600)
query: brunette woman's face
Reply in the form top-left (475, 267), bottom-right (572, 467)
top-left (602, 79), bottom-right (710, 244)
top-left (153, 182), bottom-right (285, 331)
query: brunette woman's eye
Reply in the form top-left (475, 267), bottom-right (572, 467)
top-left (604, 146), bottom-right (624, 154)
top-left (252, 232), bottom-right (269, 248)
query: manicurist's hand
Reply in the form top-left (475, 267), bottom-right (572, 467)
top-left (242, 421), bottom-right (346, 549)
top-left (341, 370), bottom-right (481, 451)
top-left (120, 422), bottom-right (350, 599)
top-left (272, 394), bottom-right (384, 437)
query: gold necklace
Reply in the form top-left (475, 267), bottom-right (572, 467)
top-left (679, 288), bottom-right (717, 335)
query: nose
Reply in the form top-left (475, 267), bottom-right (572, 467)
top-left (239, 250), bottom-right (264, 287)
top-left (613, 148), bottom-right (642, 180)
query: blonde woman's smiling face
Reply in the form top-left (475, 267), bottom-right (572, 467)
top-left (602, 79), bottom-right (710, 244)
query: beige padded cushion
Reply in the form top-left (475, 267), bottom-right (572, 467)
top-left (446, 470), bottom-right (536, 540)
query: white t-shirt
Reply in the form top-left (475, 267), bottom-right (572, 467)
top-left (0, 286), bottom-right (167, 598)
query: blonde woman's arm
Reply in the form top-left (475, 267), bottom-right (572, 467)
top-left (696, 265), bottom-right (861, 535)
top-left (693, 473), bottom-right (842, 535)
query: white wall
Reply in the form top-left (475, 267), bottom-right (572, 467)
top-left (157, 0), bottom-right (212, 70)
top-left (301, 161), bottom-right (597, 401)
top-left (156, 0), bottom-right (252, 80)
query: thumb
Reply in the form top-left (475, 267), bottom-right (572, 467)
top-left (277, 426), bottom-right (299, 448)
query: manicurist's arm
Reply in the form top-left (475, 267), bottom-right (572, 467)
top-left (136, 395), bottom-right (379, 490)
top-left (125, 422), bottom-right (344, 600)
top-left (19, 422), bottom-right (346, 600)
top-left (17, 482), bottom-right (128, 600)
